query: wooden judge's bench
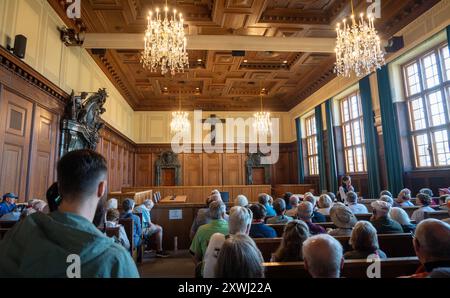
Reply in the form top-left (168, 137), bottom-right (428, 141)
top-left (109, 184), bottom-right (316, 250)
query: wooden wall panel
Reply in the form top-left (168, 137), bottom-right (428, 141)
top-left (222, 154), bottom-right (243, 185)
top-left (135, 154), bottom-right (152, 186)
top-left (202, 154), bottom-right (223, 186)
top-left (183, 153), bottom-right (203, 186)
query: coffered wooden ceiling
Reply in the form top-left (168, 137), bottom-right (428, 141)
top-left (49, 0), bottom-right (440, 111)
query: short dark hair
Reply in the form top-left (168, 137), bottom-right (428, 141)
top-left (57, 149), bottom-right (107, 199)
top-left (273, 198), bottom-right (286, 215)
top-left (122, 198), bottom-right (135, 212)
top-left (249, 203), bottom-right (267, 220)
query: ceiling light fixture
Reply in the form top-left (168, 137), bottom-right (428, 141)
top-left (170, 90), bottom-right (190, 134)
top-left (253, 83), bottom-right (272, 135)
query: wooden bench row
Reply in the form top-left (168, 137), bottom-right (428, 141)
top-left (263, 257), bottom-right (420, 278)
top-left (254, 233), bottom-right (415, 262)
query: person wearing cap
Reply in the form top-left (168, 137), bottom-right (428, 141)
top-left (120, 198), bottom-right (142, 248)
top-left (344, 221), bottom-right (387, 260)
top-left (0, 193), bottom-right (18, 218)
top-left (370, 200), bottom-right (403, 234)
top-left (394, 188), bottom-right (414, 207)
top-left (438, 187), bottom-right (450, 197)
top-left (297, 201), bottom-right (326, 235)
top-left (411, 193), bottom-right (435, 224)
top-left (346, 191), bottom-right (368, 214)
top-left (328, 203), bottom-right (357, 236)
top-left (267, 198), bottom-right (293, 224)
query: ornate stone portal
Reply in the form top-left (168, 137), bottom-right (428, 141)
top-left (60, 89), bottom-right (107, 156)
top-left (245, 152), bottom-right (271, 185)
top-left (155, 151), bottom-right (182, 186)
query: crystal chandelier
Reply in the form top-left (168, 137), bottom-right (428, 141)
top-left (141, 1), bottom-right (189, 76)
top-left (253, 88), bottom-right (272, 135)
top-left (170, 91), bottom-right (190, 134)
top-left (335, 0), bottom-right (385, 77)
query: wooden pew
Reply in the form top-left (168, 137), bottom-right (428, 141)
top-left (254, 233), bottom-right (415, 262)
top-left (118, 217), bottom-right (142, 263)
top-left (267, 223), bottom-right (336, 237)
top-left (0, 220), bottom-right (18, 229)
top-left (263, 257), bottom-right (420, 278)
top-left (324, 213), bottom-right (372, 222)
top-left (272, 184), bottom-right (318, 198)
top-left (424, 210), bottom-right (449, 220)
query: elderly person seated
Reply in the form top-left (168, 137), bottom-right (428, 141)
top-left (303, 194), bottom-right (326, 223)
top-left (346, 191), bottom-right (368, 214)
top-left (411, 193), bottom-right (435, 224)
top-left (327, 192), bottom-right (337, 203)
top-left (258, 193), bottom-right (276, 217)
top-left (380, 195), bottom-right (394, 206)
top-left (418, 188), bottom-right (434, 198)
top-left (234, 195), bottom-right (248, 207)
top-left (267, 198), bottom-right (293, 224)
top-left (380, 190), bottom-right (393, 198)
top-left (215, 234), bottom-right (264, 278)
top-left (370, 200), bottom-right (403, 234)
top-left (105, 208), bottom-right (130, 250)
top-left (283, 192), bottom-right (293, 210)
top-left (106, 198), bottom-right (118, 210)
top-left (317, 194), bottom-right (333, 216)
top-left (190, 193), bottom-right (225, 239)
top-left (390, 207), bottom-right (416, 233)
top-left (297, 201), bottom-right (326, 235)
top-left (203, 206), bottom-right (253, 278)
top-left (120, 198), bottom-right (142, 248)
top-left (328, 203), bottom-right (357, 236)
top-left (249, 203), bottom-right (277, 238)
top-left (0, 193), bottom-right (18, 218)
top-left (286, 195), bottom-right (300, 217)
top-left (302, 234), bottom-right (344, 278)
top-left (407, 219), bottom-right (450, 278)
top-left (394, 188), bottom-right (414, 207)
top-left (272, 220), bottom-right (310, 262)
top-left (190, 200), bottom-right (229, 268)
top-left (344, 221), bottom-right (387, 260)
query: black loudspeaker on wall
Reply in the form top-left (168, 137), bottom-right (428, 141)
top-left (8, 35), bottom-right (27, 59)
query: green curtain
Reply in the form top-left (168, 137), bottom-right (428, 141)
top-left (447, 25), bottom-right (450, 51)
top-left (377, 65), bottom-right (404, 195)
top-left (315, 106), bottom-right (327, 193)
top-left (359, 76), bottom-right (381, 198)
top-left (325, 99), bottom-right (338, 194)
top-left (295, 117), bottom-right (305, 183)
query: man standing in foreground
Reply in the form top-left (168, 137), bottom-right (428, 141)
top-left (0, 149), bottom-right (139, 278)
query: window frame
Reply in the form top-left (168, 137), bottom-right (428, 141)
top-left (339, 91), bottom-right (367, 174)
top-left (304, 114), bottom-right (319, 176)
top-left (401, 43), bottom-right (450, 169)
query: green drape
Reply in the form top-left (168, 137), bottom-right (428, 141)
top-left (295, 117), bottom-right (305, 183)
top-left (325, 99), bottom-right (338, 194)
top-left (315, 106), bottom-right (327, 193)
top-left (359, 76), bottom-right (381, 198)
top-left (447, 25), bottom-right (450, 51)
top-left (377, 65), bottom-right (404, 195)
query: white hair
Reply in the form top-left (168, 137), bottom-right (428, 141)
top-left (289, 195), bottom-right (300, 206)
top-left (229, 206), bottom-right (253, 234)
top-left (318, 194), bottom-right (332, 209)
top-left (209, 200), bottom-right (226, 220)
top-left (234, 195), bottom-right (249, 207)
top-left (297, 201), bottom-right (314, 220)
top-left (304, 193), bottom-right (316, 206)
top-left (390, 207), bottom-right (411, 225)
top-left (106, 198), bottom-right (118, 210)
top-left (380, 195), bottom-right (394, 206)
top-left (302, 234), bottom-right (344, 278)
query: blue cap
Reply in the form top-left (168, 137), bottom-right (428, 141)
top-left (2, 193), bottom-right (18, 199)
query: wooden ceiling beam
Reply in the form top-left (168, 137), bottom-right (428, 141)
top-left (82, 34), bottom-right (336, 53)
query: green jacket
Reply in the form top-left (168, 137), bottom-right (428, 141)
top-left (0, 211), bottom-right (139, 278)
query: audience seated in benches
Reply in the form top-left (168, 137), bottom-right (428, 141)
top-left (390, 207), bottom-right (416, 233)
top-left (302, 234), bottom-right (344, 278)
top-left (267, 198), bottom-right (293, 225)
top-left (0, 193), bottom-right (18, 220)
top-left (190, 193), bottom-right (224, 239)
top-left (282, 192), bottom-right (293, 210)
top-left (106, 208), bottom-right (130, 250)
top-left (120, 199), bottom-right (142, 248)
top-left (344, 221), bottom-right (387, 260)
top-left (370, 200), bottom-right (403, 234)
top-left (249, 203), bottom-right (277, 238)
top-left (134, 199), bottom-right (169, 257)
top-left (0, 149), bottom-right (139, 277)
top-left (406, 219), bottom-right (450, 278)
top-left (285, 195), bottom-right (300, 218)
top-left (346, 191), bottom-right (368, 214)
top-left (394, 188), bottom-right (414, 207)
top-left (272, 220), bottom-right (309, 262)
top-left (412, 193), bottom-right (435, 224)
top-left (234, 195), bottom-right (248, 207)
top-left (303, 194), bottom-right (326, 223)
top-left (190, 200), bottom-right (228, 272)
top-left (258, 193), bottom-right (276, 217)
top-left (297, 201), bottom-right (326, 235)
top-left (215, 233), bottom-right (264, 278)
top-left (317, 194), bottom-right (333, 216)
top-left (203, 206), bottom-right (252, 278)
top-left (328, 203), bottom-right (357, 237)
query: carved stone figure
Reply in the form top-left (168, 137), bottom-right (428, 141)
top-left (60, 88), bottom-right (108, 156)
top-left (155, 151), bottom-right (182, 186)
top-left (246, 151), bottom-right (271, 185)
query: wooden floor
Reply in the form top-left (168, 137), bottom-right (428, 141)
top-left (138, 250), bottom-right (195, 278)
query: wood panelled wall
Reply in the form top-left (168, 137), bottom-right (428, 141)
top-left (0, 47), bottom-right (63, 202)
top-left (133, 143), bottom-right (299, 187)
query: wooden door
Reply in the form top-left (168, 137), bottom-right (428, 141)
top-left (161, 168), bottom-right (175, 186)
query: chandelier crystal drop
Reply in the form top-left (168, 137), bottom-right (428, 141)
top-left (253, 89), bottom-right (272, 135)
top-left (170, 111), bottom-right (190, 134)
top-left (335, 1), bottom-right (385, 77)
top-left (141, 4), bottom-right (189, 76)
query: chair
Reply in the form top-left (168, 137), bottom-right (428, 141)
top-left (105, 226), bottom-right (120, 239)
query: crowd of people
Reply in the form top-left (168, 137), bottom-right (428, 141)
top-left (0, 151), bottom-right (449, 278)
